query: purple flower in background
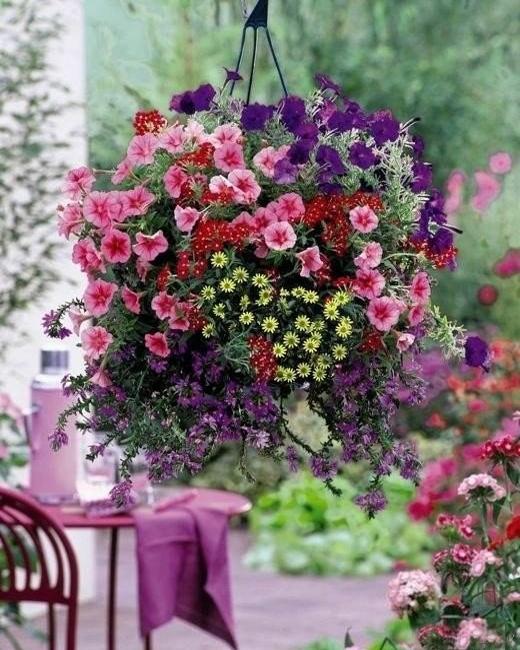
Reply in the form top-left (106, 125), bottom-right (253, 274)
top-left (314, 72), bottom-right (342, 95)
top-left (310, 455), bottom-right (338, 480)
top-left (465, 336), bottom-right (490, 370)
top-left (149, 357), bottom-right (168, 373)
top-left (109, 479), bottom-right (137, 509)
top-left (224, 67), bottom-right (242, 83)
top-left (49, 428), bottom-right (68, 451)
top-left (280, 95), bottom-right (306, 133)
top-left (410, 161), bottom-right (433, 193)
top-left (294, 121), bottom-right (319, 144)
top-left (430, 228), bottom-right (454, 254)
top-left (273, 158), bottom-right (298, 184)
top-left (288, 139), bottom-right (314, 165)
top-left (241, 103), bottom-right (274, 131)
top-left (328, 109), bottom-right (359, 133)
top-left (412, 135), bottom-right (425, 157)
top-left (286, 446), bottom-right (299, 472)
top-left (370, 110), bottom-right (400, 145)
top-left (355, 489), bottom-right (387, 516)
top-left (42, 310), bottom-right (71, 339)
top-left (169, 83), bottom-right (215, 115)
top-left (349, 142), bottom-right (378, 169)
top-left (316, 144), bottom-right (346, 175)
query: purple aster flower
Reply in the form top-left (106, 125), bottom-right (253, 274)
top-left (224, 67), bottom-right (242, 83)
top-left (240, 103), bottom-right (274, 131)
top-left (316, 144), bottom-right (346, 175)
top-left (49, 428), bottom-right (68, 451)
top-left (273, 157), bottom-right (299, 184)
top-left (280, 95), bottom-right (306, 133)
top-left (42, 310), bottom-right (71, 339)
top-left (314, 72), bottom-right (342, 95)
top-left (349, 142), bottom-right (378, 169)
top-left (109, 479), bottom-right (137, 509)
top-left (355, 489), bottom-right (387, 515)
top-left (464, 336), bottom-right (490, 370)
top-left (410, 161), bottom-right (433, 193)
top-left (310, 455), bottom-right (338, 480)
top-left (370, 110), bottom-right (400, 145)
top-left (286, 446), bottom-right (299, 472)
top-left (169, 83), bottom-right (215, 115)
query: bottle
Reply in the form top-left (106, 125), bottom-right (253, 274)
top-left (27, 348), bottom-right (78, 503)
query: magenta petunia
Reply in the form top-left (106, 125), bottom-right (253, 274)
top-left (354, 242), bottom-right (383, 269)
top-left (252, 145), bottom-right (290, 178)
top-left (396, 332), bottom-right (415, 352)
top-left (164, 165), bottom-right (188, 199)
top-left (263, 221), bottom-right (297, 251)
top-left (228, 169), bottom-right (261, 204)
top-left (101, 229), bottom-right (132, 264)
top-left (112, 157), bottom-right (133, 185)
top-left (409, 271), bottom-right (431, 305)
top-left (152, 292), bottom-right (177, 321)
top-left (272, 192), bottom-right (305, 222)
top-left (127, 133), bottom-right (158, 167)
top-left (90, 368), bottom-right (112, 388)
top-left (145, 332), bottom-right (170, 358)
top-left (367, 296), bottom-right (402, 331)
top-left (157, 125), bottom-right (186, 154)
top-left (83, 191), bottom-right (113, 230)
top-left (121, 286), bottom-right (142, 315)
top-left (213, 141), bottom-right (246, 172)
top-left (62, 166), bottom-right (95, 200)
top-left (209, 123), bottom-right (243, 148)
top-left (72, 238), bottom-right (105, 274)
top-left (123, 186), bottom-right (155, 216)
top-left (174, 206), bottom-right (201, 233)
top-left (83, 279), bottom-right (118, 318)
top-left (58, 203), bottom-right (83, 239)
top-left (133, 231), bottom-right (169, 262)
top-left (353, 267), bottom-right (386, 300)
top-left (81, 325), bottom-right (113, 360)
top-left (295, 246), bottom-right (323, 277)
top-left (349, 205), bottom-right (379, 233)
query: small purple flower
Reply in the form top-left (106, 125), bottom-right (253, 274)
top-left (49, 428), bottom-right (68, 451)
top-left (355, 489), bottom-right (387, 515)
top-left (349, 142), bottom-right (378, 169)
top-left (169, 83), bottom-right (216, 115)
top-left (310, 455), bottom-right (338, 480)
top-left (273, 157), bottom-right (298, 184)
top-left (42, 310), bottom-right (71, 339)
top-left (240, 103), bottom-right (274, 131)
top-left (316, 144), bottom-right (345, 175)
top-left (280, 95), bottom-right (306, 133)
top-left (464, 336), bottom-right (490, 370)
top-left (109, 479), bottom-right (137, 509)
top-left (314, 72), bottom-right (342, 95)
top-left (149, 357), bottom-right (168, 373)
top-left (412, 135), bottom-right (425, 157)
top-left (370, 110), bottom-right (400, 145)
top-left (224, 67), bottom-right (242, 83)
top-left (410, 161), bottom-right (433, 193)
top-left (286, 446), bottom-right (299, 472)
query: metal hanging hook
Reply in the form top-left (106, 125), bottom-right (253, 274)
top-left (230, 0), bottom-right (289, 104)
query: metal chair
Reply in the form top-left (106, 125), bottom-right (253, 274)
top-left (0, 486), bottom-right (78, 649)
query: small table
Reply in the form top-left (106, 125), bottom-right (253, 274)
top-left (44, 488), bottom-right (251, 650)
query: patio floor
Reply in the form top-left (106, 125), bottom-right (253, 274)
top-left (13, 529), bottom-right (391, 649)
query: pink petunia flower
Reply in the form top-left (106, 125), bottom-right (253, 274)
top-left (62, 166), bottom-right (95, 199)
top-left (408, 304), bottom-right (426, 326)
top-left (83, 191), bottom-right (113, 230)
top-left (121, 286), bottom-right (142, 314)
top-left (252, 145), bottom-right (290, 178)
top-left (107, 191), bottom-right (131, 224)
top-left (349, 205), bottom-right (379, 233)
top-left (90, 368), bottom-right (112, 387)
top-left (184, 119), bottom-right (207, 144)
top-left (127, 133), bottom-right (158, 167)
top-left (228, 169), bottom-right (262, 204)
top-left (72, 238), bottom-right (105, 274)
top-left (83, 279), bottom-right (118, 317)
top-left (145, 332), bottom-right (170, 358)
top-left (214, 141), bottom-right (246, 172)
top-left (209, 123), bottom-right (243, 148)
top-left (471, 170), bottom-right (501, 213)
top-left (367, 296), bottom-right (401, 332)
top-left (354, 242), bottom-right (383, 269)
top-left (174, 206), bottom-right (202, 233)
top-left (263, 221), bottom-right (297, 251)
top-left (396, 332), bottom-right (415, 352)
top-left (112, 157), bottom-right (133, 185)
top-left (209, 175), bottom-right (233, 196)
top-left (136, 259), bottom-right (151, 282)
top-left (353, 268), bottom-right (386, 300)
top-left (157, 124), bottom-right (186, 154)
top-left (272, 192), bottom-right (305, 222)
top-left (251, 206), bottom-right (278, 234)
top-left (295, 246), bottom-right (324, 278)
top-left (122, 186), bottom-right (155, 216)
top-left (133, 231), bottom-right (169, 262)
top-left (231, 211), bottom-right (254, 229)
top-left (410, 271), bottom-right (431, 305)
top-left (489, 151), bottom-right (512, 175)
top-left (168, 303), bottom-right (191, 331)
top-left (164, 165), bottom-right (188, 199)
top-left (58, 203), bottom-right (83, 239)
top-left (69, 308), bottom-right (90, 336)
top-left (151, 292), bottom-right (176, 320)
top-left (101, 229), bottom-right (132, 264)
top-left (81, 325), bottom-right (113, 360)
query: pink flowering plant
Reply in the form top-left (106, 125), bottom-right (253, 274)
top-left (45, 74), bottom-right (477, 512)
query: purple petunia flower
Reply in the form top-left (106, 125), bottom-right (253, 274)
top-left (411, 134), bottom-right (425, 157)
top-left (273, 157), bottom-right (299, 184)
top-left (224, 67), bottom-right (242, 82)
top-left (240, 103), bottom-right (274, 131)
top-left (349, 142), bottom-right (378, 169)
top-left (316, 144), bottom-right (346, 175)
top-left (464, 336), bottom-right (490, 370)
top-left (314, 72), bottom-right (342, 95)
top-left (370, 110), bottom-right (400, 145)
top-left (288, 139), bottom-right (314, 165)
top-left (169, 83), bottom-right (216, 115)
top-left (294, 121), bottom-right (319, 144)
top-left (410, 161), bottom-right (433, 193)
top-left (280, 95), bottom-right (306, 133)
top-left (430, 228), bottom-right (454, 254)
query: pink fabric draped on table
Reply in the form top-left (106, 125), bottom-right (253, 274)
top-left (135, 501), bottom-right (238, 648)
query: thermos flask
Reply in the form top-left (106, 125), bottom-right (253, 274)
top-left (26, 348), bottom-right (78, 503)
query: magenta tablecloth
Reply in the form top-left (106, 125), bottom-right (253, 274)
top-left (135, 503), bottom-right (238, 648)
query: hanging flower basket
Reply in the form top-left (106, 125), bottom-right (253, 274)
top-left (46, 67), bottom-right (488, 513)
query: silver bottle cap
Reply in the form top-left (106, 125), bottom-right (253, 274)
top-left (41, 349), bottom-right (70, 375)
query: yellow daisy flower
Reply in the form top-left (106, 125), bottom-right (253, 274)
top-left (279, 288), bottom-right (290, 298)
top-left (200, 286), bottom-right (216, 301)
top-left (202, 323), bottom-right (215, 338)
top-left (332, 344), bottom-right (348, 361)
top-left (275, 366), bottom-right (296, 383)
top-left (313, 366), bottom-right (328, 382)
top-left (239, 295), bottom-right (251, 309)
top-left (232, 267), bottom-right (249, 283)
top-left (210, 251), bottom-right (228, 268)
top-left (295, 315), bottom-right (312, 332)
top-left (283, 331), bottom-right (300, 348)
top-left (303, 337), bottom-right (321, 354)
top-left (239, 312), bottom-right (254, 326)
top-left (261, 316), bottom-right (279, 334)
top-left (257, 288), bottom-right (274, 306)
top-left (302, 290), bottom-right (319, 304)
top-left (323, 302), bottom-right (339, 321)
top-left (296, 362), bottom-right (311, 378)
top-left (334, 290), bottom-right (352, 306)
top-left (219, 278), bottom-right (236, 293)
top-left (252, 273), bottom-right (269, 288)
top-left (213, 303), bottom-right (226, 319)
top-left (272, 343), bottom-right (287, 358)
top-left (336, 317), bottom-right (353, 339)
top-left (291, 287), bottom-right (306, 299)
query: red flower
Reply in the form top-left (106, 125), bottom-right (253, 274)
top-left (133, 109), bottom-right (167, 135)
top-left (248, 336), bottom-right (277, 381)
top-left (506, 515), bottom-right (520, 541)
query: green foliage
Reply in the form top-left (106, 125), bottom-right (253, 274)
top-left (0, 0), bottom-right (69, 360)
top-left (245, 472), bottom-right (434, 576)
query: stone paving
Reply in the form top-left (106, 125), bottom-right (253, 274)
top-left (12, 529), bottom-right (391, 649)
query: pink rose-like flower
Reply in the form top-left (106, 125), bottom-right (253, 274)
top-left (470, 550), bottom-right (501, 577)
top-left (228, 169), bottom-right (261, 204)
top-left (164, 165), bottom-right (188, 199)
top-left (101, 229), bottom-right (132, 264)
top-left (214, 141), bottom-right (246, 172)
top-left (112, 157), bottom-right (133, 185)
top-left (209, 123), bottom-right (243, 148)
top-left (296, 246), bottom-right (324, 278)
top-left (408, 304), bottom-right (426, 326)
top-left (152, 292), bottom-right (176, 320)
top-left (489, 151), bottom-right (512, 175)
top-left (133, 231), bottom-right (168, 262)
top-left (127, 133), bottom-right (158, 167)
top-left (272, 193), bottom-right (305, 222)
top-left (354, 242), bottom-right (383, 269)
top-left (81, 326), bottom-right (113, 361)
top-left (471, 170), bottom-right (501, 213)
top-left (58, 203), bottom-right (83, 239)
top-left (122, 186), bottom-right (155, 216)
top-left (145, 332), bottom-right (170, 358)
top-left (121, 286), bottom-right (142, 315)
top-left (83, 279), bottom-right (118, 317)
top-left (457, 473), bottom-right (506, 502)
top-left (62, 166), bottom-right (95, 199)
top-left (410, 271), bottom-right (431, 305)
top-left (349, 205), bottom-right (379, 233)
top-left (83, 191), bottom-right (113, 230)
top-left (367, 296), bottom-right (401, 332)
top-left (252, 145), bottom-right (289, 178)
top-left (264, 221), bottom-right (297, 251)
top-left (353, 268), bottom-right (386, 300)
top-left (72, 238), bottom-right (105, 274)
top-left (158, 124), bottom-right (186, 154)
top-left (396, 332), bottom-right (415, 352)
top-left (455, 618), bottom-right (501, 650)
top-left (174, 206), bottom-right (202, 233)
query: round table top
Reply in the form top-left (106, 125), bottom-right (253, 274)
top-left (43, 487), bottom-right (252, 529)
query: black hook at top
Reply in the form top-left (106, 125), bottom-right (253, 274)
top-left (230, 0), bottom-right (288, 104)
